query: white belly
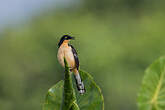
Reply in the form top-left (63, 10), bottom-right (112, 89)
top-left (57, 46), bottom-right (75, 68)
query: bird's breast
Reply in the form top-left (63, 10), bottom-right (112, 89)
top-left (57, 45), bottom-right (75, 68)
top-left (64, 46), bottom-right (75, 68)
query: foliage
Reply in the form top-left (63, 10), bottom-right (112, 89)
top-left (138, 57), bottom-right (165, 110)
top-left (43, 60), bottom-right (104, 110)
top-left (1, 1), bottom-right (165, 110)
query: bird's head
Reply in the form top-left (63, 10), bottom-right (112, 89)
top-left (58, 35), bottom-right (75, 47)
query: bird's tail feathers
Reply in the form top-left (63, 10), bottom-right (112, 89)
top-left (73, 70), bottom-right (86, 94)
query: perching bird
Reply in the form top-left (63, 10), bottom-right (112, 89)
top-left (57, 35), bottom-right (85, 94)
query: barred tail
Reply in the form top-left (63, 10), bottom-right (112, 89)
top-left (73, 69), bottom-right (86, 94)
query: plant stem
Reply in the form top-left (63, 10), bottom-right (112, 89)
top-left (61, 59), bottom-right (79, 110)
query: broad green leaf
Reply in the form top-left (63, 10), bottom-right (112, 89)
top-left (72, 70), bottom-right (104, 110)
top-left (43, 80), bottom-right (63, 110)
top-left (138, 57), bottom-right (165, 110)
top-left (43, 70), bottom-right (104, 110)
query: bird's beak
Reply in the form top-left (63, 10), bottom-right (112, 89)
top-left (70, 37), bottom-right (75, 40)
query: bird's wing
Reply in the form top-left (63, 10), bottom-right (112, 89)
top-left (69, 44), bottom-right (79, 70)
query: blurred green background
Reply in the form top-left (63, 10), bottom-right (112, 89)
top-left (0, 0), bottom-right (165, 110)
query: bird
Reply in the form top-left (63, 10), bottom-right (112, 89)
top-left (57, 35), bottom-right (86, 94)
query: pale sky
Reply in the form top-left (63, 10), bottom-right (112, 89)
top-left (0, 0), bottom-right (77, 29)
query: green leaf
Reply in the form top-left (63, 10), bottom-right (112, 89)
top-left (73, 70), bottom-right (104, 110)
top-left (138, 57), bottom-right (165, 110)
top-left (61, 59), bottom-right (78, 110)
top-left (43, 70), bottom-right (104, 110)
top-left (43, 80), bottom-right (63, 110)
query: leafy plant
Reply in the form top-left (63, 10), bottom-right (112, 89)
top-left (138, 57), bottom-right (165, 110)
top-left (43, 59), bottom-right (104, 110)
top-left (43, 53), bottom-right (165, 110)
